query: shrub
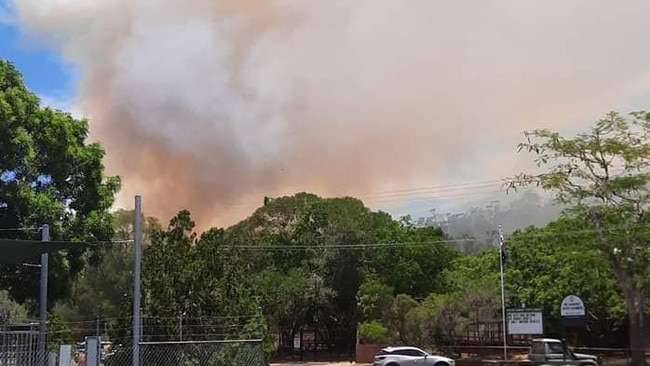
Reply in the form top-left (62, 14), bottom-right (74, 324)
top-left (358, 320), bottom-right (390, 345)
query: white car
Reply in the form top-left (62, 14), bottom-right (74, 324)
top-left (373, 346), bottom-right (456, 366)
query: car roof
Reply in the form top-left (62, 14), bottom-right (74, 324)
top-left (532, 338), bottom-right (561, 343)
top-left (382, 346), bottom-right (426, 352)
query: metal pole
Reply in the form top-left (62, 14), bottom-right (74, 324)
top-left (2, 310), bottom-right (8, 366)
top-left (133, 196), bottom-right (142, 366)
top-left (257, 304), bottom-right (266, 366)
top-left (498, 225), bottom-right (508, 361)
top-left (179, 313), bottom-right (183, 341)
top-left (39, 224), bottom-right (49, 365)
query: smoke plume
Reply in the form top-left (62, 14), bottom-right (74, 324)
top-left (9, 0), bottom-right (650, 228)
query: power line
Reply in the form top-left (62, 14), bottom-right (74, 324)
top-left (213, 224), bottom-right (650, 251)
top-left (223, 182), bottom-right (507, 210)
top-left (354, 180), bottom-right (503, 199)
top-left (226, 238), bottom-right (472, 251)
top-left (0, 227), bottom-right (41, 232)
top-left (217, 166), bottom-right (646, 210)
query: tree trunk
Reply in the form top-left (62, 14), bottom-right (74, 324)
top-left (590, 211), bottom-right (647, 366)
top-left (627, 290), bottom-right (647, 366)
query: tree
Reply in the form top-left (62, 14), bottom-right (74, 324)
top-left (506, 218), bottom-right (625, 342)
top-left (0, 59), bottom-right (120, 311)
top-left (357, 277), bottom-right (393, 322)
top-left (507, 111), bottom-right (650, 365)
top-left (143, 210), bottom-right (200, 340)
top-left (42, 209), bottom-right (163, 343)
top-left (123, 192), bottom-right (462, 353)
top-left (444, 252), bottom-right (501, 345)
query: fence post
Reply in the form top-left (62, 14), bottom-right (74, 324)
top-left (133, 195), bottom-right (142, 366)
top-left (39, 224), bottom-right (50, 366)
top-left (1, 312), bottom-right (7, 366)
top-left (58, 345), bottom-right (71, 366)
top-left (257, 306), bottom-right (266, 366)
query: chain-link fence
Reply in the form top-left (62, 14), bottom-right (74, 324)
top-left (0, 325), bottom-right (46, 366)
top-left (102, 339), bottom-right (265, 366)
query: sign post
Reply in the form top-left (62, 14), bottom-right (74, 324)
top-left (559, 295), bottom-right (586, 343)
top-left (507, 308), bottom-right (544, 335)
top-left (561, 295), bottom-right (585, 317)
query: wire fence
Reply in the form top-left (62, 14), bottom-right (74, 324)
top-left (0, 350), bottom-right (47, 366)
top-left (0, 314), bottom-right (267, 366)
top-left (0, 325), bottom-right (45, 366)
top-left (101, 339), bottom-right (265, 366)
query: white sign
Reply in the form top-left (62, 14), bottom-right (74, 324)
top-left (561, 295), bottom-right (585, 317)
top-left (507, 309), bottom-right (543, 335)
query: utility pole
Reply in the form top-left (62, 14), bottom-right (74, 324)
top-left (133, 196), bottom-right (142, 366)
top-left (38, 224), bottom-right (49, 365)
top-left (498, 225), bottom-right (508, 361)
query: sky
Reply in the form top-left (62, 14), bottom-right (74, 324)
top-left (0, 1), bottom-right (77, 110)
top-left (2, 0), bottom-right (650, 230)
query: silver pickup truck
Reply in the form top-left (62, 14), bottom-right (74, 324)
top-left (527, 338), bottom-right (600, 366)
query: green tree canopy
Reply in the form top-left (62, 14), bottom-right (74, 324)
top-left (507, 111), bottom-right (650, 365)
top-left (132, 193), bottom-right (460, 350)
top-left (0, 59), bottom-right (120, 311)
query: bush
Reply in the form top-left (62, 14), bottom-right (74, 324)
top-left (358, 320), bottom-right (390, 345)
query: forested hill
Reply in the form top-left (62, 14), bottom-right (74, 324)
top-left (35, 192), bottom-right (625, 352)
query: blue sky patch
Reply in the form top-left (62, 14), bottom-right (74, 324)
top-left (0, 0), bottom-right (77, 102)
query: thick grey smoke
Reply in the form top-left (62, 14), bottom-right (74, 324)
top-left (419, 189), bottom-right (564, 253)
top-left (9, 0), bottom-right (650, 228)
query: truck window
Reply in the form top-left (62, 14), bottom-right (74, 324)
top-left (548, 342), bottom-right (565, 354)
top-left (531, 342), bottom-right (545, 354)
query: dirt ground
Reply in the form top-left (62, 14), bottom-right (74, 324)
top-left (269, 357), bottom-right (633, 366)
top-left (271, 363), bottom-right (370, 366)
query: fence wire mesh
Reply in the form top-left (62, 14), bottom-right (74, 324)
top-left (103, 339), bottom-right (265, 366)
top-left (0, 328), bottom-right (46, 366)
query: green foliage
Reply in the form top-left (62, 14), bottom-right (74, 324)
top-left (125, 193), bottom-right (461, 349)
top-left (48, 209), bottom-right (162, 344)
top-left (357, 277), bottom-right (393, 321)
top-left (508, 110), bottom-right (650, 365)
top-left (143, 210), bottom-right (202, 332)
top-left (46, 311), bottom-right (75, 350)
top-left (358, 320), bottom-right (390, 345)
top-left (0, 290), bottom-right (27, 320)
top-left (505, 218), bottom-right (625, 320)
top-left (384, 294), bottom-right (420, 344)
top-left (0, 59), bottom-right (120, 312)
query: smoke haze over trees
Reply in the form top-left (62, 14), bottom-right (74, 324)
top-left (0, 64), bottom-right (645, 357)
top-left (418, 189), bottom-right (564, 253)
top-left (5, 0), bottom-right (650, 227)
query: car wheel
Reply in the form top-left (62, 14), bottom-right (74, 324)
top-left (434, 362), bottom-right (450, 366)
top-left (385, 363), bottom-right (400, 366)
